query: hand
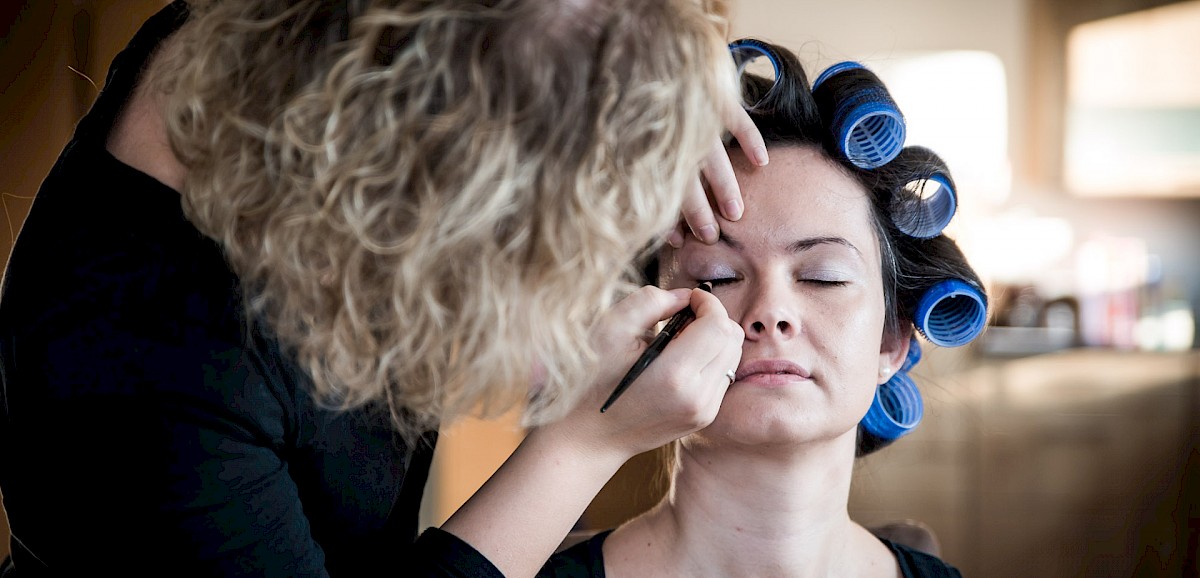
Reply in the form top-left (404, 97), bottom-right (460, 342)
top-left (548, 285), bottom-right (744, 460)
top-left (438, 286), bottom-right (740, 576)
top-left (669, 99), bottom-right (768, 247)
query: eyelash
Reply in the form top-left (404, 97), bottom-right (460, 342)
top-left (698, 277), bottom-right (849, 288)
top-left (702, 277), bottom-right (738, 287)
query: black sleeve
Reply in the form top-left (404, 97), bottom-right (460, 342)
top-left (535, 530), bottom-right (611, 578)
top-left (407, 528), bottom-right (506, 577)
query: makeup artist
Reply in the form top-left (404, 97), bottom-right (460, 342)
top-left (0, 1), bottom-right (760, 576)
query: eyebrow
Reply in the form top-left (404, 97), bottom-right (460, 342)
top-left (718, 231), bottom-right (863, 257)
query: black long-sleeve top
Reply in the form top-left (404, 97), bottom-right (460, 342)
top-left (0, 3), bottom-right (500, 576)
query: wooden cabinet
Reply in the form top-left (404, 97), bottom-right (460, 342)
top-left (850, 348), bottom-right (1200, 577)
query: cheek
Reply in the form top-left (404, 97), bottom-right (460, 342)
top-left (812, 293), bottom-right (888, 382)
top-left (812, 287), bottom-right (885, 335)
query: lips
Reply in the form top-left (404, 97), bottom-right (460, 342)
top-left (735, 359), bottom-right (812, 384)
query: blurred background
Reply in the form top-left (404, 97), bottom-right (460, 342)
top-left (2, 1), bottom-right (1197, 576)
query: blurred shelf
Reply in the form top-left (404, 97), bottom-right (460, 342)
top-left (977, 326), bottom-right (1076, 357)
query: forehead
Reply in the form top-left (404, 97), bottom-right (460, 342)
top-left (725, 146), bottom-right (876, 245)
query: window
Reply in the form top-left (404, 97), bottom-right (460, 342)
top-left (1064, 0), bottom-right (1200, 197)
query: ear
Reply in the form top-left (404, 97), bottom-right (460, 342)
top-left (877, 324), bottom-right (913, 386)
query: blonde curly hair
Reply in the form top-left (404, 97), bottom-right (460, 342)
top-left (155, 0), bottom-right (736, 440)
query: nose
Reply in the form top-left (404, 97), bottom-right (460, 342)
top-left (741, 279), bottom-right (799, 341)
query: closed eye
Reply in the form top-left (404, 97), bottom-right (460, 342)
top-left (700, 277), bottom-right (739, 287)
top-left (802, 279), bottom-right (849, 287)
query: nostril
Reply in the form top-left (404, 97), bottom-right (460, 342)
top-left (777, 320), bottom-right (790, 333)
top-left (751, 321), bottom-right (766, 333)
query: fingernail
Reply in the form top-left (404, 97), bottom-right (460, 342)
top-left (697, 224), bottom-right (717, 244)
top-left (667, 230), bottom-right (684, 248)
top-left (722, 199), bottom-right (743, 221)
top-left (753, 146), bottom-right (769, 166)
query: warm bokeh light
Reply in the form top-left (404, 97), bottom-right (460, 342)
top-left (870, 51), bottom-right (1021, 288)
top-left (1065, 0), bottom-right (1200, 196)
top-left (872, 51), bottom-right (1012, 209)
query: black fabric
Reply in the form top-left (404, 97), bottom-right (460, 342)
top-left (885, 538), bottom-right (964, 578)
top-left (0, 2), bottom-right (499, 576)
top-left (538, 530), bottom-right (611, 578)
top-left (411, 528), bottom-right (522, 578)
top-left (538, 530), bottom-right (963, 578)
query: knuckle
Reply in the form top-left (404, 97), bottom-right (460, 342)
top-left (681, 205), bottom-right (710, 221)
top-left (689, 402), bottom-right (719, 429)
top-left (721, 318), bottom-right (744, 340)
top-left (707, 169), bottom-right (736, 192)
top-left (660, 370), bottom-right (688, 394)
top-left (676, 401), bottom-right (706, 429)
top-left (634, 284), bottom-right (660, 302)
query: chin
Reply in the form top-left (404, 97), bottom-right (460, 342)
top-left (699, 395), bottom-right (863, 451)
top-left (703, 406), bottom-right (814, 447)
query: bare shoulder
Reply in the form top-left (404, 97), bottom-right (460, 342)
top-left (595, 518), bottom-right (674, 578)
top-left (852, 522), bottom-right (905, 578)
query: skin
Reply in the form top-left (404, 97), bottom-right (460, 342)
top-left (674, 101), bottom-right (769, 246)
top-left (106, 30), bottom-right (760, 578)
top-left (601, 146), bottom-right (912, 578)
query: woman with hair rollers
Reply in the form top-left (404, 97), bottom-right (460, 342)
top-left (540, 38), bottom-right (987, 578)
top-left (0, 1), bottom-right (766, 576)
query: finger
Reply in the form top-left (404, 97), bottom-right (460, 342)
top-left (695, 334), bottom-right (742, 410)
top-left (681, 174), bottom-right (718, 244)
top-left (670, 288), bottom-right (742, 364)
top-left (665, 219), bottom-right (685, 249)
top-left (699, 139), bottom-right (743, 223)
top-left (607, 286), bottom-right (692, 334)
top-left (664, 296), bottom-right (743, 410)
top-left (725, 99), bottom-right (768, 167)
top-left (687, 284), bottom-right (731, 321)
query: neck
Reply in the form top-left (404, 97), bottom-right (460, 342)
top-left (106, 33), bottom-right (186, 192)
top-left (624, 432), bottom-right (862, 578)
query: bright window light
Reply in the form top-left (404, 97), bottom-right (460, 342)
top-left (870, 50), bottom-right (1012, 212)
top-left (1065, 0), bottom-right (1200, 197)
top-left (868, 51), bottom-right (1016, 284)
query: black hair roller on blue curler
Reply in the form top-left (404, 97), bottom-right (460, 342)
top-left (812, 61), bottom-right (906, 169)
top-left (915, 279), bottom-right (988, 347)
top-left (887, 146), bottom-right (959, 239)
top-left (861, 370), bottom-right (923, 441)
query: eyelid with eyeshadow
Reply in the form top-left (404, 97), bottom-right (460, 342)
top-left (693, 262), bottom-right (737, 282)
top-left (799, 267), bottom-right (853, 283)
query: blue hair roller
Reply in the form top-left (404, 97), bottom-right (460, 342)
top-left (812, 61), bottom-right (906, 169)
top-left (729, 39), bottom-right (781, 79)
top-left (811, 60), bottom-right (864, 91)
top-left (728, 39), bottom-right (781, 109)
top-left (861, 370), bottom-right (923, 440)
top-left (900, 335), bottom-right (921, 373)
top-left (893, 173), bottom-right (957, 239)
top-left (915, 279), bottom-right (987, 347)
